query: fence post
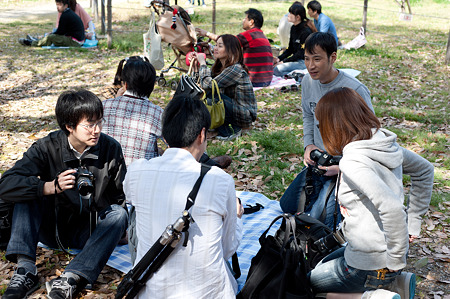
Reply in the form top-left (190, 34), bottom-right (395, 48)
top-left (362, 0), bottom-right (368, 33)
top-left (107, 0), bottom-right (112, 48)
top-left (101, 0), bottom-right (105, 34)
top-left (212, 0), bottom-right (216, 34)
top-left (446, 30), bottom-right (450, 64)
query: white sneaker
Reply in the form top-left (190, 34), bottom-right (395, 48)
top-left (361, 289), bottom-right (400, 299)
top-left (388, 272), bottom-right (416, 299)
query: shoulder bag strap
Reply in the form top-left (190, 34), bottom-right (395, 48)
top-left (184, 164), bottom-right (211, 211)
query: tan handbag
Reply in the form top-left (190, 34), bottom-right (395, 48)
top-left (156, 8), bottom-right (197, 54)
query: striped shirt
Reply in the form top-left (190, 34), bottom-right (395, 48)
top-left (102, 92), bottom-right (163, 166)
top-left (236, 28), bottom-right (273, 87)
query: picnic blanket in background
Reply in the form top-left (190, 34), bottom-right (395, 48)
top-left (106, 191), bottom-right (283, 291)
top-left (253, 76), bottom-right (296, 91)
top-left (38, 191), bottom-right (283, 291)
top-left (41, 39), bottom-right (98, 49)
top-left (254, 68), bottom-right (361, 92)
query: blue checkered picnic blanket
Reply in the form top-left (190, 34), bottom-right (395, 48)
top-left (106, 191), bottom-right (283, 290)
top-left (39, 191), bottom-right (283, 290)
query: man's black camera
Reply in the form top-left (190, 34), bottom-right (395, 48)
top-left (309, 149), bottom-right (342, 176)
top-left (73, 167), bottom-right (95, 196)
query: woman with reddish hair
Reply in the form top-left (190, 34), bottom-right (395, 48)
top-left (192, 34), bottom-right (256, 141)
top-left (309, 87), bottom-right (415, 299)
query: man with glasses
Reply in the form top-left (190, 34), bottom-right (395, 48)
top-left (0, 89), bottom-right (128, 299)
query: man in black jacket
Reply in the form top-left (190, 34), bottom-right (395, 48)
top-left (0, 90), bottom-right (128, 299)
top-left (19, 0), bottom-right (85, 47)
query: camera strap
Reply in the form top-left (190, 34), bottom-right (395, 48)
top-left (333, 171), bottom-right (342, 233)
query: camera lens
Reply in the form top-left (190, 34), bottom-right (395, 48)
top-left (77, 177), bottom-right (94, 196)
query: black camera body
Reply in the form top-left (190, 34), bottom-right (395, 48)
top-left (309, 149), bottom-right (342, 176)
top-left (73, 167), bottom-right (95, 196)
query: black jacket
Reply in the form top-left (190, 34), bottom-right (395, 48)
top-left (54, 8), bottom-right (85, 42)
top-left (278, 21), bottom-right (312, 63)
top-left (0, 130), bottom-right (126, 215)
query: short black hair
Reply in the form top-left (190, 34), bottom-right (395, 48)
top-left (305, 32), bottom-right (337, 58)
top-left (55, 0), bottom-right (70, 6)
top-left (307, 0), bottom-right (322, 14)
top-left (56, 89), bottom-right (103, 135)
top-left (162, 95), bottom-right (211, 148)
top-left (121, 58), bottom-right (156, 98)
top-left (245, 8), bottom-right (264, 29)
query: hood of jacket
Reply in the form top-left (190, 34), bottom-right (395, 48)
top-left (342, 128), bottom-right (403, 169)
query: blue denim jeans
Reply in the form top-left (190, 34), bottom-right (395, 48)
top-left (7, 200), bottom-right (128, 284)
top-left (280, 166), bottom-right (340, 229)
top-left (273, 60), bottom-right (306, 77)
top-left (310, 247), bottom-right (400, 293)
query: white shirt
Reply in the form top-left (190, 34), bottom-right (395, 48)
top-left (124, 148), bottom-right (242, 299)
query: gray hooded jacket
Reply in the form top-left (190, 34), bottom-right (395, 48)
top-left (338, 128), bottom-right (407, 271)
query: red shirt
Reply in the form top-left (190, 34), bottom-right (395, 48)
top-left (237, 28), bottom-right (273, 87)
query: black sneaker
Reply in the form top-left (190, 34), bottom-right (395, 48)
top-left (18, 38), bottom-right (32, 46)
top-left (26, 34), bottom-right (38, 42)
top-left (3, 267), bottom-right (39, 299)
top-left (46, 276), bottom-right (81, 299)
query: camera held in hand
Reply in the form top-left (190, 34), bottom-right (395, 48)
top-left (309, 149), bottom-right (342, 176)
top-left (73, 167), bottom-right (95, 196)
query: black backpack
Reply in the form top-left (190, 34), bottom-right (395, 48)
top-left (293, 212), bottom-right (343, 272)
top-left (0, 198), bottom-right (14, 250)
top-left (237, 213), bottom-right (314, 299)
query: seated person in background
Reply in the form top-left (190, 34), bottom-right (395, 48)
top-left (307, 0), bottom-right (339, 46)
top-left (309, 87), bottom-right (426, 299)
top-left (196, 8), bottom-right (273, 87)
top-left (277, 1), bottom-right (315, 49)
top-left (56, 0), bottom-right (95, 40)
top-left (102, 56), bottom-right (163, 166)
top-left (0, 90), bottom-right (128, 299)
top-left (273, 3), bottom-right (314, 77)
top-left (123, 94), bottom-right (243, 298)
top-left (192, 34), bottom-right (257, 141)
top-left (19, 0), bottom-right (85, 47)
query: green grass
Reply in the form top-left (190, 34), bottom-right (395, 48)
top-left (0, 0), bottom-right (448, 205)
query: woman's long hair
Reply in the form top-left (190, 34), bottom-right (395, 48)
top-left (68, 0), bottom-right (77, 12)
top-left (211, 34), bottom-right (249, 76)
top-left (315, 87), bottom-right (380, 155)
top-left (290, 2), bottom-right (317, 32)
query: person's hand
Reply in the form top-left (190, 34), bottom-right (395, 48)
top-left (43, 169), bottom-right (77, 195)
top-left (195, 52), bottom-right (206, 65)
top-left (304, 144), bottom-right (320, 166)
top-left (236, 197), bottom-right (244, 219)
top-left (273, 57), bottom-right (280, 65)
top-left (409, 235), bottom-right (418, 243)
top-left (195, 28), bottom-right (207, 37)
top-left (319, 164), bottom-right (339, 176)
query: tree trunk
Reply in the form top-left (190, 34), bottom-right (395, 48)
top-left (107, 0), bottom-right (112, 48)
top-left (362, 0), bottom-right (368, 34)
top-left (93, 0), bottom-right (99, 22)
top-left (101, 0), bottom-right (105, 34)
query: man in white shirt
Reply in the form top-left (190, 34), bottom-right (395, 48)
top-left (123, 95), bottom-right (243, 299)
